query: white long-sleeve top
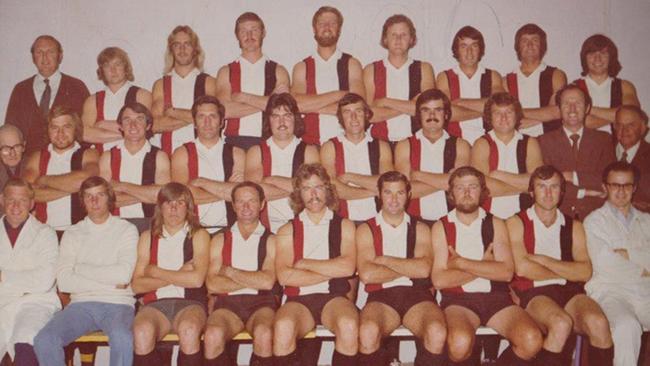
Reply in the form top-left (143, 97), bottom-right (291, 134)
top-left (57, 215), bottom-right (139, 306)
top-left (584, 202), bottom-right (650, 294)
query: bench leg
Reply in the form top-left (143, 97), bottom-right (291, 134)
top-left (78, 344), bottom-right (97, 366)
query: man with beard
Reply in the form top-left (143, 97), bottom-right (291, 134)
top-left (395, 88), bottom-right (471, 224)
top-left (321, 93), bottom-right (393, 223)
top-left (151, 26), bottom-right (217, 155)
top-left (216, 12), bottom-right (291, 150)
top-left (437, 26), bottom-right (504, 145)
top-left (364, 14), bottom-right (435, 143)
top-left (431, 166), bottom-right (542, 364)
top-left (22, 106), bottom-right (99, 234)
top-left (245, 93), bottom-right (319, 232)
top-left (503, 24), bottom-right (567, 136)
top-left (509, 165), bottom-right (614, 365)
top-left (273, 163), bottom-right (358, 366)
top-left (291, 6), bottom-right (365, 145)
top-left (81, 47), bottom-right (152, 152)
top-left (171, 96), bottom-right (246, 233)
top-left (357, 171), bottom-right (446, 366)
top-left (99, 102), bottom-right (171, 233)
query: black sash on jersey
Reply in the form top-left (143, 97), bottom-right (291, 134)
top-left (337, 53), bottom-right (352, 91)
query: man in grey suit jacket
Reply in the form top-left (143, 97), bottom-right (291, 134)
top-left (538, 84), bottom-right (615, 219)
top-left (614, 105), bottom-right (650, 213)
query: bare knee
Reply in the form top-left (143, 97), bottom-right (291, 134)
top-left (203, 325), bottom-right (227, 358)
top-left (545, 312), bottom-right (573, 349)
top-left (273, 317), bottom-right (297, 355)
top-left (583, 312), bottom-right (613, 347)
top-left (252, 324), bottom-right (273, 357)
top-left (177, 318), bottom-right (203, 353)
top-left (359, 321), bottom-right (381, 354)
top-left (334, 315), bottom-right (359, 354)
top-left (132, 321), bottom-right (157, 354)
top-left (447, 329), bottom-right (474, 362)
top-left (511, 325), bottom-right (543, 360)
top-left (422, 320), bottom-right (447, 354)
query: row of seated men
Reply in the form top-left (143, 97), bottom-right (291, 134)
top-left (0, 158), bottom-right (648, 366)
top-left (4, 7), bottom-right (642, 159)
top-left (0, 87), bottom-right (648, 365)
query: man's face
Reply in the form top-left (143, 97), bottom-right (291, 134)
top-left (384, 22), bottom-right (412, 55)
top-left (119, 108), bottom-right (149, 142)
top-left (560, 88), bottom-right (588, 131)
top-left (194, 103), bottom-right (221, 140)
top-left (233, 186), bottom-right (263, 224)
top-left (101, 57), bottom-right (127, 86)
top-left (0, 130), bottom-right (24, 168)
top-left (380, 180), bottom-right (408, 216)
top-left (532, 174), bottom-right (562, 211)
top-left (604, 170), bottom-right (635, 210)
top-left (3, 186), bottom-right (33, 225)
top-left (48, 114), bottom-right (76, 150)
top-left (299, 174), bottom-right (328, 213)
top-left (314, 12), bottom-right (340, 47)
top-left (237, 20), bottom-right (264, 52)
top-left (518, 34), bottom-right (542, 61)
top-left (341, 102), bottom-right (367, 135)
top-left (83, 185), bottom-right (111, 219)
top-left (614, 109), bottom-right (647, 149)
top-left (457, 37), bottom-right (481, 68)
top-left (419, 99), bottom-right (446, 134)
top-left (451, 175), bottom-right (482, 214)
top-left (171, 31), bottom-right (195, 67)
top-left (586, 48), bottom-right (610, 76)
top-left (490, 104), bottom-right (517, 134)
top-left (32, 38), bottom-right (62, 78)
top-left (270, 105), bottom-right (295, 140)
top-left (161, 198), bottom-right (188, 228)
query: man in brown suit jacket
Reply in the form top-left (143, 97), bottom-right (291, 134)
top-left (5, 35), bottom-right (89, 154)
top-left (614, 104), bottom-right (650, 212)
top-left (538, 84), bottom-right (615, 219)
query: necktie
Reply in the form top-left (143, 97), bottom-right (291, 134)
top-left (621, 151), bottom-right (628, 162)
top-left (570, 133), bottom-right (580, 161)
top-left (39, 78), bottom-right (51, 118)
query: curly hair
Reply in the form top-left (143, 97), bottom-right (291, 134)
top-left (96, 47), bottom-right (134, 84)
top-left (483, 92), bottom-right (524, 131)
top-left (262, 93), bottom-right (304, 140)
top-left (289, 163), bottom-right (339, 214)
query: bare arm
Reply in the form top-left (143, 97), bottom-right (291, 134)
top-left (291, 61), bottom-right (346, 113)
top-left (377, 222), bottom-right (432, 279)
top-left (431, 221), bottom-right (476, 289)
top-left (112, 150), bottom-right (171, 203)
top-left (131, 231), bottom-right (169, 294)
top-left (145, 229), bottom-right (210, 288)
top-left (151, 79), bottom-right (191, 133)
top-left (206, 233), bottom-right (245, 294)
top-left (215, 66), bottom-right (260, 119)
top-left (224, 234), bottom-right (277, 290)
top-left (36, 148), bottom-right (100, 193)
top-left (488, 137), bottom-right (543, 191)
top-left (275, 222), bottom-right (330, 287)
top-left (356, 223), bottom-right (402, 284)
top-left (394, 139), bottom-right (437, 199)
top-left (294, 218), bottom-right (356, 278)
top-left (320, 141), bottom-right (375, 200)
top-left (171, 146), bottom-right (220, 204)
top-left (471, 138), bottom-right (521, 196)
top-left (507, 215), bottom-right (558, 281)
top-left (81, 95), bottom-right (122, 143)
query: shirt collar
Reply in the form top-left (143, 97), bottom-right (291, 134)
top-left (605, 201), bottom-right (636, 227)
top-left (313, 48), bottom-right (342, 63)
top-left (162, 223), bottom-right (190, 238)
top-left (448, 207), bottom-right (486, 225)
top-left (299, 208), bottom-right (333, 225)
top-left (527, 206), bottom-right (564, 227)
top-left (36, 70), bottom-right (61, 85)
top-left (376, 210), bottom-right (410, 228)
top-left (231, 220), bottom-right (266, 236)
top-left (563, 126), bottom-right (584, 142)
top-left (48, 141), bottom-right (80, 156)
top-left (616, 141), bottom-right (641, 162)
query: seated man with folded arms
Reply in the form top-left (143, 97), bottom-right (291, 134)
top-left (131, 183), bottom-right (210, 366)
top-left (203, 182), bottom-right (277, 366)
top-left (431, 166), bottom-right (542, 364)
top-left (357, 171), bottom-right (446, 366)
top-left (171, 96), bottom-right (245, 233)
top-left (22, 106), bottom-right (99, 236)
top-left (0, 178), bottom-right (59, 366)
top-left (273, 163), bottom-right (358, 366)
top-left (509, 165), bottom-right (613, 365)
top-left (82, 47), bottom-right (152, 152)
top-left (245, 93), bottom-right (319, 232)
top-left (584, 161), bottom-right (650, 366)
top-left (99, 102), bottom-right (170, 233)
top-left (34, 176), bottom-right (139, 366)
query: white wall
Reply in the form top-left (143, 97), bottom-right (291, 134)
top-left (1, 0), bottom-right (649, 121)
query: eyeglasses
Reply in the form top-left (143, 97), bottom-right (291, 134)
top-left (0, 144), bottom-right (25, 155)
top-left (605, 182), bottom-right (635, 191)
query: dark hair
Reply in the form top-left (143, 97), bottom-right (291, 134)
top-left (616, 105), bottom-right (649, 125)
top-left (377, 171), bottom-right (411, 210)
top-left (514, 23), bottom-right (547, 61)
top-left (483, 92), bottom-right (524, 131)
top-left (117, 102), bottom-right (154, 140)
top-left (262, 93), bottom-right (304, 139)
top-left (528, 165), bottom-right (566, 199)
top-left (414, 88), bottom-right (452, 131)
top-left (235, 12), bottom-right (265, 36)
top-left (151, 182), bottom-right (201, 238)
top-left (381, 14), bottom-right (417, 49)
top-left (580, 34), bottom-right (622, 77)
top-left (452, 26), bottom-right (485, 62)
top-left (191, 95), bottom-right (226, 136)
top-left (447, 166), bottom-right (489, 205)
top-left (80, 176), bottom-right (116, 212)
top-left (312, 6), bottom-right (343, 28)
top-left (289, 163), bottom-right (339, 214)
top-left (336, 93), bottom-right (373, 130)
top-left (231, 181), bottom-right (266, 202)
top-left (555, 83), bottom-right (593, 110)
top-left (602, 161), bottom-right (640, 186)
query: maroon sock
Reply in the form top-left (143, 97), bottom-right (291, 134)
top-left (588, 345), bottom-right (614, 366)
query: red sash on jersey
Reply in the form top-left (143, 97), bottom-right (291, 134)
top-left (219, 226), bottom-right (273, 296)
top-left (445, 68), bottom-right (492, 138)
top-left (109, 145), bottom-right (159, 217)
top-left (506, 66), bottom-right (560, 133)
top-left (574, 77), bottom-right (622, 108)
top-left (94, 87), bottom-right (140, 154)
top-left (302, 53), bottom-right (351, 145)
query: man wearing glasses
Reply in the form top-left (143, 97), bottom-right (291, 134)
top-left (584, 161), bottom-right (650, 365)
top-left (0, 125), bottom-right (26, 194)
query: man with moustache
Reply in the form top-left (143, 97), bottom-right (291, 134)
top-left (151, 25), bottom-right (216, 155)
top-left (171, 96), bottom-right (246, 233)
top-left (245, 93), bottom-right (319, 232)
top-left (5, 35), bottom-right (89, 154)
top-left (431, 166), bottom-right (543, 364)
top-left (22, 106), bottom-right (99, 234)
top-left (273, 163), bottom-right (358, 366)
top-left (395, 88), bottom-right (471, 224)
top-left (216, 12), bottom-right (291, 150)
top-left (364, 14), bottom-right (435, 143)
top-left (613, 105), bottom-right (650, 212)
top-left (321, 93), bottom-right (393, 223)
top-left (81, 47), bottom-right (152, 152)
top-left (291, 6), bottom-right (365, 145)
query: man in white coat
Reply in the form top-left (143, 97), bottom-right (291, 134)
top-left (0, 178), bottom-right (59, 366)
top-left (584, 161), bottom-right (650, 366)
